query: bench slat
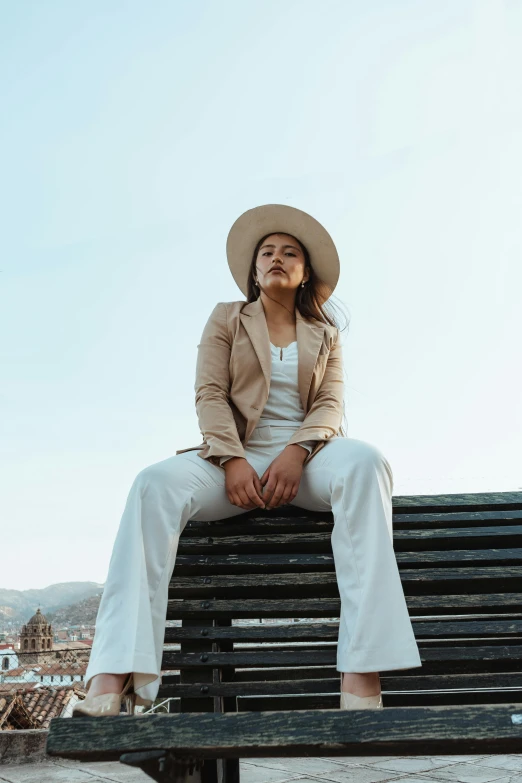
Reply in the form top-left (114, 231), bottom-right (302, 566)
top-left (46, 703), bottom-right (522, 761)
top-left (177, 667), bottom-right (522, 685)
top-left (177, 525), bottom-right (522, 554)
top-left (161, 644), bottom-right (522, 671)
top-left (169, 568), bottom-right (522, 598)
top-left (164, 618), bottom-right (522, 643)
top-left (172, 549), bottom-right (522, 574)
top-left (159, 670), bottom-right (522, 698)
top-left (391, 491), bottom-right (522, 508)
top-left (235, 692), bottom-right (522, 710)
top-left (184, 509), bottom-right (522, 537)
top-left (166, 594), bottom-right (522, 618)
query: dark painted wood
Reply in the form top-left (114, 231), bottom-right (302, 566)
top-left (177, 526), bottom-right (522, 555)
top-left (183, 513), bottom-right (522, 543)
top-left (390, 491), bottom-right (522, 510)
top-left (166, 594), bottom-right (522, 619)
top-left (234, 691), bottom-right (522, 710)
top-left (178, 618), bottom-right (218, 782)
top-left (164, 618), bottom-right (522, 643)
top-left (46, 704), bottom-right (522, 761)
top-left (171, 549), bottom-right (522, 575)
top-left (46, 489), bottom-right (522, 775)
top-left (162, 644), bottom-right (522, 672)
top-left (168, 568), bottom-right (522, 599)
top-left (159, 670), bottom-right (522, 699)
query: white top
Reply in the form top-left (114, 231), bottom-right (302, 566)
top-left (219, 341), bottom-right (315, 466)
top-left (259, 342), bottom-right (307, 425)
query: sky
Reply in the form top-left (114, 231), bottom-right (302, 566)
top-left (1, 0), bottom-right (521, 591)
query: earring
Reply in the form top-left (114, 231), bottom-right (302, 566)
top-left (301, 281), bottom-right (306, 287)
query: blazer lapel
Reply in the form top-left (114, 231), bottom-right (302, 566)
top-left (239, 298), bottom-right (325, 413)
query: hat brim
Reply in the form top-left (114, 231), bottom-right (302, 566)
top-left (226, 204), bottom-right (340, 299)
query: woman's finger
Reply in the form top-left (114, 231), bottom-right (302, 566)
top-left (267, 479), bottom-right (285, 509)
top-left (280, 484), bottom-right (295, 506)
top-left (237, 488), bottom-right (253, 509)
top-left (246, 481), bottom-right (265, 509)
top-left (253, 475), bottom-right (264, 500)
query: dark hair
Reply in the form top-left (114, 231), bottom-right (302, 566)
top-left (246, 231), bottom-right (350, 437)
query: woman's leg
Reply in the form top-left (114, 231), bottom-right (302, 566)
top-left (289, 436), bottom-right (422, 692)
top-left (85, 449), bottom-right (250, 708)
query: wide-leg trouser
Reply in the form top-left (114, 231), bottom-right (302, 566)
top-left (85, 423), bottom-right (423, 707)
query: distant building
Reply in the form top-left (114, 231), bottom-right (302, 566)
top-left (0, 646), bottom-right (18, 673)
top-left (0, 662), bottom-right (86, 687)
top-left (19, 608), bottom-right (53, 664)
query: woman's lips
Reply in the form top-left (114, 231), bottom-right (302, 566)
top-left (269, 269), bottom-right (285, 274)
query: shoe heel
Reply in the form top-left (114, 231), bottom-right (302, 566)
top-left (121, 673), bottom-right (135, 715)
top-left (124, 692), bottom-right (137, 715)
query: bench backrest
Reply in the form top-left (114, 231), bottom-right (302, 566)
top-left (158, 491), bottom-right (522, 713)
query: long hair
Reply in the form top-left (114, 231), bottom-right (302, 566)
top-left (246, 232), bottom-right (351, 438)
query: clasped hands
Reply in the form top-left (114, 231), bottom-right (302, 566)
top-left (223, 444), bottom-right (308, 510)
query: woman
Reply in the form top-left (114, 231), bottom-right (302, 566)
top-left (74, 204), bottom-right (422, 718)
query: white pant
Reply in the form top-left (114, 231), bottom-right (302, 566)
top-left (85, 423), bottom-right (423, 707)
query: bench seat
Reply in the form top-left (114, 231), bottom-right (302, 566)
top-left (47, 490), bottom-right (522, 782)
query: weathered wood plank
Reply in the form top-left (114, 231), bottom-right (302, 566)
top-left (161, 644), bottom-right (522, 672)
top-left (164, 618), bottom-right (522, 644)
top-left (235, 691), bottom-right (522, 711)
top-left (391, 491), bottom-right (522, 510)
top-left (172, 549), bottom-right (522, 574)
top-left (177, 526), bottom-right (522, 555)
top-left (232, 665), bottom-right (522, 683)
top-left (46, 703), bottom-right (522, 761)
top-left (159, 671), bottom-right (522, 699)
top-left (183, 510), bottom-right (522, 541)
top-left (166, 594), bottom-right (522, 619)
top-left (168, 569), bottom-right (522, 598)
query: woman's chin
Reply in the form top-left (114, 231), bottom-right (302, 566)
top-left (265, 279), bottom-right (291, 293)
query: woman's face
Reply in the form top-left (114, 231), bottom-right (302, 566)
top-left (254, 233), bottom-right (310, 293)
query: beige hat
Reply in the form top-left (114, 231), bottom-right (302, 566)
top-left (226, 203), bottom-right (340, 298)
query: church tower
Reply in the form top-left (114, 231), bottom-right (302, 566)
top-left (19, 608), bottom-right (54, 664)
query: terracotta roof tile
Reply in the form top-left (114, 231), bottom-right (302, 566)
top-left (0, 685), bottom-right (86, 730)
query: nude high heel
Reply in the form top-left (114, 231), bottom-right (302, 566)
top-left (339, 673), bottom-right (383, 710)
top-left (72, 673), bottom-right (136, 717)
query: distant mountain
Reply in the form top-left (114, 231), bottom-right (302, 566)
top-left (46, 594), bottom-right (102, 627)
top-left (0, 582), bottom-right (104, 625)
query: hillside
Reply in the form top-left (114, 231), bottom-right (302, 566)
top-left (0, 582), bottom-right (104, 625)
top-left (45, 593), bottom-right (102, 627)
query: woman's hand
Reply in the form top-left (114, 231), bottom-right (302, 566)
top-left (260, 444), bottom-right (308, 509)
top-left (223, 458), bottom-right (266, 510)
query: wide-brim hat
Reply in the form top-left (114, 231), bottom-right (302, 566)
top-left (226, 203), bottom-right (340, 298)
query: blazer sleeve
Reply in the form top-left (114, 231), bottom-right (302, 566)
top-left (194, 302), bottom-right (247, 465)
top-left (286, 327), bottom-right (344, 448)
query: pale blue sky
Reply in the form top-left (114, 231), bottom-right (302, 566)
top-left (2, 0), bottom-right (521, 590)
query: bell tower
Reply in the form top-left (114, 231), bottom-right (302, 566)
top-left (19, 608), bottom-right (53, 664)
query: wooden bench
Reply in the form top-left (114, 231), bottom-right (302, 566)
top-left (47, 489), bottom-right (522, 782)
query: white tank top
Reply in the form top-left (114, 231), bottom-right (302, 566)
top-left (219, 341), bottom-right (315, 465)
top-left (259, 341), bottom-right (305, 425)
top-left (258, 341), bottom-right (314, 452)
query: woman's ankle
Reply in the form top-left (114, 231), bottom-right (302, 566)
top-left (88, 672), bottom-right (128, 697)
top-left (341, 671), bottom-right (381, 697)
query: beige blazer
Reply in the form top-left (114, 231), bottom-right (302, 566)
top-left (175, 297), bottom-right (344, 467)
